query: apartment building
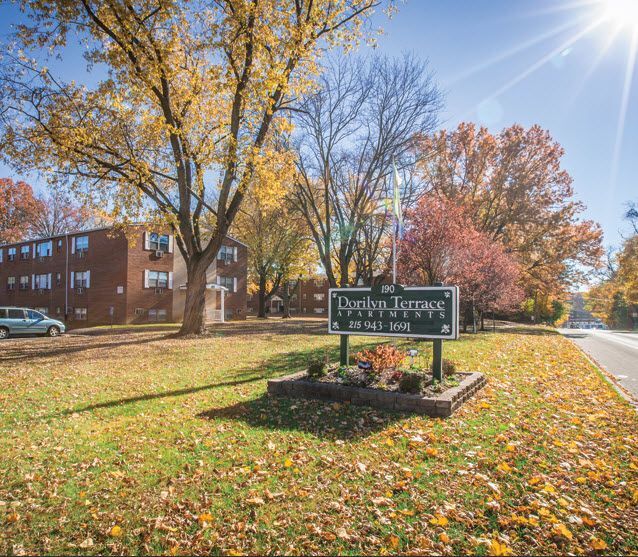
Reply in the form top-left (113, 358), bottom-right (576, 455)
top-left (247, 276), bottom-right (330, 316)
top-left (0, 226), bottom-right (247, 328)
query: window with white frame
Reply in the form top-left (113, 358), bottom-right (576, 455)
top-left (217, 275), bottom-right (235, 292)
top-left (75, 236), bottom-right (89, 253)
top-left (74, 271), bottom-right (90, 288)
top-left (217, 245), bottom-right (236, 262)
top-left (314, 307), bottom-right (325, 313)
top-left (36, 241), bottom-right (52, 257)
top-left (74, 307), bottom-right (87, 320)
top-left (149, 233), bottom-right (170, 252)
top-left (148, 271), bottom-right (169, 288)
top-left (313, 293), bottom-right (325, 301)
top-left (7, 276), bottom-right (16, 290)
top-left (34, 274), bottom-right (51, 290)
top-left (20, 245), bottom-right (30, 260)
top-left (56, 272), bottom-right (62, 287)
top-left (19, 276), bottom-right (29, 290)
top-left (134, 308), bottom-right (145, 316)
top-left (8, 247), bottom-right (16, 261)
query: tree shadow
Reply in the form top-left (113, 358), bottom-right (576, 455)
top-left (198, 393), bottom-right (407, 441)
top-left (0, 332), bottom-right (177, 363)
top-left (495, 326), bottom-right (560, 336)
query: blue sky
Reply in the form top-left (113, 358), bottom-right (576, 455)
top-left (1, 0), bottom-right (636, 247)
top-left (374, 0), bottom-right (638, 247)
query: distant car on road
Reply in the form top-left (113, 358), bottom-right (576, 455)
top-left (0, 307), bottom-right (66, 339)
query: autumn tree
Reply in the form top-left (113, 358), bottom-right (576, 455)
top-left (417, 123), bottom-right (603, 316)
top-left (234, 150), bottom-right (315, 318)
top-left (0, 178), bottom-right (43, 244)
top-left (397, 195), bottom-right (523, 331)
top-left (29, 190), bottom-right (99, 238)
top-left (0, 0), bottom-right (384, 335)
top-left (291, 53), bottom-right (441, 288)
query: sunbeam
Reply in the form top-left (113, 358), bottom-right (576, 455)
top-left (446, 15), bottom-right (590, 87)
top-left (610, 29), bottom-right (638, 190)
top-left (455, 17), bottom-right (607, 122)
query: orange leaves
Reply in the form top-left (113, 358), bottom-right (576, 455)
top-left (198, 513), bottom-right (214, 527)
top-left (551, 523), bottom-right (573, 541)
top-left (429, 514), bottom-right (449, 527)
top-left (109, 525), bottom-right (123, 538)
top-left (425, 447), bottom-right (439, 458)
top-left (590, 537), bottom-right (608, 551)
top-left (488, 539), bottom-right (513, 556)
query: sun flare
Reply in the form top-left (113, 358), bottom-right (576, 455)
top-left (602, 0), bottom-right (638, 32)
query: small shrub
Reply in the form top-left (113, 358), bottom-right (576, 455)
top-left (399, 372), bottom-right (424, 394)
top-left (431, 359), bottom-right (457, 376)
top-left (307, 353), bottom-right (329, 378)
top-left (355, 344), bottom-right (406, 374)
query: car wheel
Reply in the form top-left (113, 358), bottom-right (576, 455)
top-left (0, 327), bottom-right (8, 340)
top-left (47, 326), bottom-right (60, 338)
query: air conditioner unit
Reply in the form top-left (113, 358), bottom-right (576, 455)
top-left (155, 287), bottom-right (164, 294)
top-left (76, 287), bottom-right (84, 294)
top-left (155, 250), bottom-right (164, 258)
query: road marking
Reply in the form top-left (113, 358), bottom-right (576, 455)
top-left (588, 330), bottom-right (638, 351)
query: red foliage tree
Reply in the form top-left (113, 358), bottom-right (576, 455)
top-left (398, 195), bottom-right (523, 329)
top-left (0, 178), bottom-right (44, 244)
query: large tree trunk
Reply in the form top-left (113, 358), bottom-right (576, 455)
top-left (179, 256), bottom-right (209, 335)
top-left (257, 274), bottom-right (267, 318)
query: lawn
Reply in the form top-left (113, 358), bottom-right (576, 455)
top-left (1, 319), bottom-right (637, 556)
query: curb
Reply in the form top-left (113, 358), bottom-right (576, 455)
top-left (560, 333), bottom-right (638, 411)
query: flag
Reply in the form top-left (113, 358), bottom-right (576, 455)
top-left (392, 159), bottom-right (402, 227)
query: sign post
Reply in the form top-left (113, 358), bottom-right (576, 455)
top-left (329, 283), bottom-right (459, 377)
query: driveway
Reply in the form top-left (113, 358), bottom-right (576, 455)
top-left (559, 328), bottom-right (638, 399)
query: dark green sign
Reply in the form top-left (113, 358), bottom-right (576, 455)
top-left (328, 284), bottom-right (459, 340)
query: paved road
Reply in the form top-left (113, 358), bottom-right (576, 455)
top-left (558, 328), bottom-right (638, 399)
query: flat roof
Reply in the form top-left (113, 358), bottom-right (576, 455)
top-left (0, 224), bottom-right (248, 249)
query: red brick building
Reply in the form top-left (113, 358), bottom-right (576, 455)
top-left (247, 276), bottom-right (330, 316)
top-left (0, 226), bottom-right (247, 328)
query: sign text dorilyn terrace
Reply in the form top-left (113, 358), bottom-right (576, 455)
top-left (335, 294), bottom-right (447, 319)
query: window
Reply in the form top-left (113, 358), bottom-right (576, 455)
top-left (20, 245), bottom-right (30, 260)
top-left (57, 239), bottom-right (63, 252)
top-left (0, 309), bottom-right (6, 318)
top-left (56, 307), bottom-right (62, 315)
top-left (217, 245), bottom-right (235, 262)
top-left (56, 273), bottom-right (62, 287)
top-left (34, 274), bottom-right (50, 290)
top-left (74, 307), bottom-right (87, 320)
top-left (218, 276), bottom-right (235, 292)
top-left (147, 309), bottom-right (167, 322)
top-left (19, 276), bottom-right (29, 290)
top-left (8, 309), bottom-right (25, 319)
top-left (314, 307), bottom-right (325, 314)
top-left (7, 277), bottom-right (16, 291)
top-left (30, 309), bottom-right (47, 318)
top-left (314, 293), bottom-right (325, 301)
top-left (314, 278), bottom-right (325, 287)
top-left (75, 236), bottom-right (89, 253)
top-left (135, 308), bottom-right (145, 316)
top-left (8, 247), bottom-right (16, 261)
top-left (75, 271), bottom-right (89, 288)
top-left (148, 271), bottom-right (169, 288)
top-left (149, 233), bottom-right (170, 252)
top-left (36, 241), bottom-right (52, 258)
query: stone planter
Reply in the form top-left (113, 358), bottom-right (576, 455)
top-left (267, 371), bottom-right (486, 418)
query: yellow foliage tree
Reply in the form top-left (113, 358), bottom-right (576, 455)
top-left (0, 0), bottom-right (384, 334)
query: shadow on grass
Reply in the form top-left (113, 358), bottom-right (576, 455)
top-left (198, 393), bottom-right (405, 441)
top-left (495, 326), bottom-right (560, 336)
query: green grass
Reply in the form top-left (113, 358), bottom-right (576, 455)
top-left (0, 320), bottom-right (636, 555)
